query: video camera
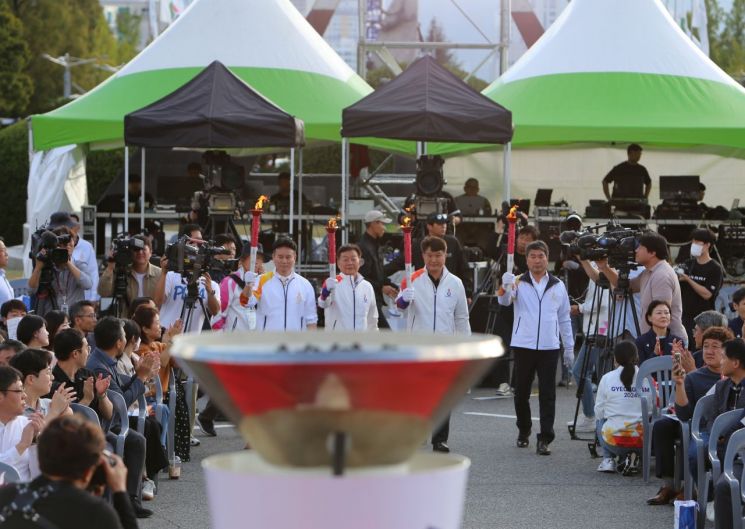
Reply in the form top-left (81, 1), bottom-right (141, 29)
top-left (560, 220), bottom-right (642, 269)
top-left (111, 235), bottom-right (145, 267)
top-left (165, 236), bottom-right (232, 278)
top-left (29, 229), bottom-right (71, 266)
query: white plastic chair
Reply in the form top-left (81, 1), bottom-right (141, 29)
top-left (635, 356), bottom-right (674, 482)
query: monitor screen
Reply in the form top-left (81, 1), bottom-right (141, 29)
top-left (534, 189), bottom-right (553, 207)
top-left (659, 176), bottom-right (700, 201)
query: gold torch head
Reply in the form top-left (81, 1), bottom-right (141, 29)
top-left (507, 204), bottom-right (519, 222)
top-left (327, 217), bottom-right (339, 230)
top-left (254, 195), bottom-right (269, 211)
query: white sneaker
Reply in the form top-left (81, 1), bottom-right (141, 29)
top-left (706, 501), bottom-right (715, 523)
top-left (568, 415), bottom-right (596, 433)
top-left (495, 383), bottom-right (514, 397)
top-left (597, 457), bottom-right (616, 473)
top-left (142, 478), bottom-right (156, 501)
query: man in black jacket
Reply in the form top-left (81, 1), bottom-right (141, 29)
top-left (0, 415), bottom-right (137, 529)
top-left (358, 210), bottom-right (398, 329)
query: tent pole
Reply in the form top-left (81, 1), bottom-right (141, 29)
top-left (124, 147), bottom-right (129, 234)
top-left (289, 148), bottom-right (295, 236)
top-left (422, 142), bottom-right (428, 155)
top-left (416, 141), bottom-right (422, 158)
top-left (502, 141), bottom-right (512, 203)
top-left (298, 148), bottom-right (303, 265)
top-left (140, 148), bottom-right (146, 232)
top-left (341, 138), bottom-right (348, 246)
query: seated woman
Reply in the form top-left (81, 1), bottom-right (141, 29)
top-left (16, 314), bottom-right (50, 349)
top-left (10, 348), bottom-right (74, 420)
top-left (636, 300), bottom-right (686, 364)
top-left (595, 341), bottom-right (650, 475)
top-left (44, 310), bottom-right (70, 352)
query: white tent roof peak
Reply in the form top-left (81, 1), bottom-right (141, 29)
top-left (116, 0), bottom-right (357, 82)
top-left (502, 0), bottom-right (741, 88)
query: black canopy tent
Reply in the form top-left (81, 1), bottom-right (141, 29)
top-left (339, 55), bottom-right (513, 242)
top-left (122, 60), bottom-right (305, 235)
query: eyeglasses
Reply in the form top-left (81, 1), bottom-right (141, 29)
top-left (1, 388), bottom-right (24, 394)
top-left (79, 313), bottom-right (97, 319)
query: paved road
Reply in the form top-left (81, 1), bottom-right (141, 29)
top-left (141, 388), bottom-right (674, 529)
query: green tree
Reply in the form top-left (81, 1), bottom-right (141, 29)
top-left (425, 17), bottom-right (459, 68)
top-left (0, 2), bottom-right (33, 116)
top-left (115, 9), bottom-right (141, 64)
top-left (721, 0), bottom-right (745, 78)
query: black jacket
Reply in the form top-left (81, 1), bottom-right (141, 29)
top-left (358, 232), bottom-right (395, 305)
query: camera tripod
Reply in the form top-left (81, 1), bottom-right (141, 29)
top-left (106, 264), bottom-right (130, 318)
top-left (180, 278), bottom-right (212, 333)
top-left (567, 267), bottom-right (640, 458)
top-left (32, 263), bottom-right (59, 315)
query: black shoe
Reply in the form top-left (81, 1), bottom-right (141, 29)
top-left (432, 442), bottom-right (450, 453)
top-left (536, 440), bottom-right (551, 455)
top-left (196, 415), bottom-right (217, 437)
top-left (131, 498), bottom-right (154, 519)
top-left (516, 436), bottom-right (529, 448)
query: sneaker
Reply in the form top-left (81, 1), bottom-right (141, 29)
top-left (142, 478), bottom-right (156, 501)
top-left (597, 457), bottom-right (616, 473)
top-left (568, 415), bottom-right (596, 433)
top-left (495, 383), bottom-right (514, 397)
top-left (190, 436), bottom-right (201, 446)
top-left (706, 501), bottom-right (715, 523)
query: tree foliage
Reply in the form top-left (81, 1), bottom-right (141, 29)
top-left (0, 2), bottom-right (32, 116)
top-left (707, 0), bottom-right (745, 80)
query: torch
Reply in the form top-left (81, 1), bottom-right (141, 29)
top-left (505, 204), bottom-right (519, 274)
top-left (249, 195), bottom-right (269, 274)
top-left (401, 212), bottom-right (414, 288)
top-left (326, 217), bottom-right (339, 281)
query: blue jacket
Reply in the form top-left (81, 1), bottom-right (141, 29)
top-left (86, 347), bottom-right (145, 408)
top-left (635, 329), bottom-right (685, 365)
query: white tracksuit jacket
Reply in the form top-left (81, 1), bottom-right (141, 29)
top-left (254, 271), bottom-right (318, 331)
top-left (395, 267), bottom-right (470, 335)
top-left (318, 273), bottom-right (378, 331)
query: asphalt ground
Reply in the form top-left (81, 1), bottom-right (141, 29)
top-left (140, 388), bottom-right (674, 529)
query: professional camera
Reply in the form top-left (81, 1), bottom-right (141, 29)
top-left (165, 236), bottom-right (231, 277)
top-left (111, 235), bottom-right (145, 267)
top-left (30, 229), bottom-right (71, 266)
top-left (560, 221), bottom-right (642, 269)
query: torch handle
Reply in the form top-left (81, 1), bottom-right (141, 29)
top-left (329, 263), bottom-right (336, 282)
top-left (405, 264), bottom-right (413, 290)
top-left (249, 246), bottom-right (258, 274)
top-left (506, 253), bottom-right (515, 274)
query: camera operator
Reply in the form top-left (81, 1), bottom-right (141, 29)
top-left (675, 228), bottom-right (723, 347)
top-left (28, 227), bottom-right (92, 318)
top-left (596, 232), bottom-right (687, 343)
top-left (213, 243), bottom-right (265, 332)
top-left (154, 226), bottom-right (220, 334)
top-left (0, 415), bottom-right (137, 529)
top-left (210, 234), bottom-right (238, 284)
top-left (98, 235), bottom-right (162, 318)
top-left (50, 211), bottom-right (100, 303)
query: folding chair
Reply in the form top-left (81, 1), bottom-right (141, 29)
top-left (0, 461), bottom-right (21, 484)
top-left (690, 394), bottom-right (716, 504)
top-left (70, 402), bottom-right (100, 426)
top-left (136, 393), bottom-right (147, 435)
top-left (722, 427), bottom-right (745, 529)
top-left (106, 392), bottom-right (130, 458)
top-left (699, 409), bottom-right (744, 529)
top-left (636, 356), bottom-right (674, 482)
top-left (167, 368), bottom-right (177, 466)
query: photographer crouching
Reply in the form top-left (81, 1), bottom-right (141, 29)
top-left (98, 235), bottom-right (162, 318)
top-left (28, 227), bottom-right (92, 318)
top-left (0, 415), bottom-right (137, 529)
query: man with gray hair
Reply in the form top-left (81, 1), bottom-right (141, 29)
top-left (679, 310), bottom-right (730, 371)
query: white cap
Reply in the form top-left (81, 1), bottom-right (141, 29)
top-left (364, 210), bottom-right (392, 224)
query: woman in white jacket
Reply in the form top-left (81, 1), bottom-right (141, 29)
top-left (594, 340), bottom-right (650, 474)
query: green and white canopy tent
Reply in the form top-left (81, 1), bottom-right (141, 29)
top-left (437, 0), bottom-right (745, 210)
top-left (25, 0), bottom-right (374, 274)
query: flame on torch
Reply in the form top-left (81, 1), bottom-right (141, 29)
top-left (401, 206), bottom-right (414, 229)
top-left (507, 204), bottom-right (519, 221)
top-left (254, 195), bottom-right (269, 210)
top-left (327, 216), bottom-right (339, 230)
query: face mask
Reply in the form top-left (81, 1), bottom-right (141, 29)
top-left (690, 243), bottom-right (704, 257)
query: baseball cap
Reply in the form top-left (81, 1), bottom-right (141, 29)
top-left (364, 210), bottom-right (392, 224)
top-left (48, 211), bottom-right (79, 230)
top-left (426, 212), bottom-right (449, 224)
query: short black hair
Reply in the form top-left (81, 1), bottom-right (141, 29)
top-left (273, 237), bottom-right (297, 254)
top-left (639, 232), bottom-right (669, 261)
top-left (214, 234), bottom-right (236, 247)
top-left (69, 300), bottom-right (95, 323)
top-left (44, 310), bottom-right (68, 341)
top-left (180, 223), bottom-right (202, 238)
top-left (733, 287), bottom-right (745, 306)
top-left (93, 317), bottom-right (124, 351)
top-left (122, 319), bottom-right (141, 344)
top-left (725, 338), bottom-right (745, 367)
top-left (10, 348), bottom-right (51, 382)
top-left (128, 297), bottom-right (154, 318)
top-left (517, 225), bottom-right (539, 240)
top-left (38, 416), bottom-right (105, 481)
top-left (0, 365), bottom-right (22, 391)
top-left (16, 315), bottom-right (46, 346)
top-left (1, 340), bottom-right (25, 354)
top-left (132, 234), bottom-right (151, 249)
top-left (337, 244), bottom-right (362, 258)
top-left (525, 240), bottom-right (549, 257)
top-left (627, 143), bottom-right (643, 153)
top-left (420, 236), bottom-right (447, 254)
top-left (645, 299), bottom-right (671, 327)
top-left (690, 228), bottom-right (715, 245)
top-left (53, 328), bottom-right (85, 362)
top-left (1, 299), bottom-right (27, 319)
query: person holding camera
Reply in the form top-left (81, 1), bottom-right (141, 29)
top-left (213, 243), bottom-right (265, 333)
top-left (597, 232), bottom-right (687, 343)
top-left (49, 211), bottom-right (100, 304)
top-left (0, 415), bottom-right (137, 529)
top-left (28, 226), bottom-right (92, 319)
top-left (154, 225), bottom-right (220, 334)
top-left (98, 235), bottom-right (162, 318)
top-left (676, 228), bottom-right (723, 347)
top-left (499, 240), bottom-right (574, 455)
